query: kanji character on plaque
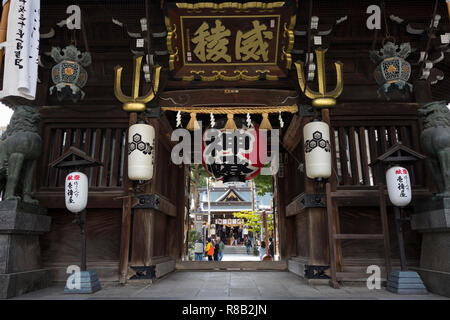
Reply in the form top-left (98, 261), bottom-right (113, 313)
top-left (235, 20), bottom-right (273, 62)
top-left (191, 20), bottom-right (231, 62)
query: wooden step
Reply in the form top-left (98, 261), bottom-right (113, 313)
top-left (342, 258), bottom-right (420, 266)
top-left (342, 265), bottom-right (388, 273)
top-left (333, 234), bottom-right (384, 240)
top-left (326, 183), bottom-right (393, 287)
top-left (336, 272), bottom-right (387, 282)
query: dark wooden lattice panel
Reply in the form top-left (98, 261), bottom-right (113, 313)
top-left (332, 122), bottom-right (423, 186)
top-left (40, 126), bottom-right (128, 189)
top-left (330, 102), bottom-right (428, 188)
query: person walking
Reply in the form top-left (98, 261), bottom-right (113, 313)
top-left (268, 237), bottom-right (274, 259)
top-left (245, 237), bottom-right (252, 255)
top-left (194, 239), bottom-right (204, 261)
top-left (213, 240), bottom-right (220, 261)
top-left (258, 241), bottom-right (266, 261)
top-left (218, 238), bottom-right (225, 261)
top-left (205, 238), bottom-right (214, 261)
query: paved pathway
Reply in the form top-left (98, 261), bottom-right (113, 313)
top-left (13, 271), bottom-right (448, 300)
top-left (221, 253), bottom-right (260, 261)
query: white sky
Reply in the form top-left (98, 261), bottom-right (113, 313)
top-left (0, 102), bottom-right (13, 127)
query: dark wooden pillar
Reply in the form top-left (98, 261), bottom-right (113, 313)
top-left (303, 174), bottom-right (329, 266)
top-left (278, 151), bottom-right (299, 259)
top-left (299, 108), bottom-right (337, 267)
top-left (119, 112), bottom-right (137, 283)
top-left (130, 118), bottom-right (160, 266)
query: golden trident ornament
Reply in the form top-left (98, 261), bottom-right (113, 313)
top-left (294, 48), bottom-right (344, 108)
top-left (114, 56), bottom-right (162, 112)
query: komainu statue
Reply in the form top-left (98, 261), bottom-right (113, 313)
top-left (418, 100), bottom-right (450, 197)
top-left (0, 106), bottom-right (42, 204)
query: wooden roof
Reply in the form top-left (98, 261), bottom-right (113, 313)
top-left (49, 146), bottom-right (103, 169)
top-left (369, 142), bottom-right (426, 167)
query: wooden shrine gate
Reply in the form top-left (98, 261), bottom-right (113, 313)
top-left (28, 0), bottom-right (441, 287)
top-left (282, 102), bottom-right (432, 283)
top-left (32, 100), bottom-right (432, 284)
top-left (35, 106), bottom-right (186, 282)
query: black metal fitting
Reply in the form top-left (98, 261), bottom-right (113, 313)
top-left (129, 266), bottom-right (156, 280)
top-left (145, 106), bottom-right (162, 118)
top-left (133, 194), bottom-right (161, 209)
top-left (300, 193), bottom-right (326, 208)
top-left (304, 265), bottom-right (330, 279)
top-left (297, 104), bottom-right (317, 117)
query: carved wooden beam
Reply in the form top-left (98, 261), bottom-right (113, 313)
top-left (286, 192), bottom-right (326, 217)
top-left (282, 114), bottom-right (310, 153)
top-left (131, 192), bottom-right (177, 217)
top-left (158, 88), bottom-right (299, 108)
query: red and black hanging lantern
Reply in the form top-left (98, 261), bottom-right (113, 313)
top-left (202, 117), bottom-right (267, 183)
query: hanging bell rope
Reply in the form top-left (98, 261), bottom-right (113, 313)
top-left (186, 112), bottom-right (200, 131)
top-left (176, 111), bottom-right (182, 128)
top-left (162, 105), bottom-right (297, 131)
top-left (161, 105), bottom-right (298, 130)
top-left (246, 113), bottom-right (253, 128)
top-left (447, 0), bottom-right (450, 20)
top-left (210, 113), bottom-right (216, 128)
top-left (224, 114), bottom-right (237, 130)
top-left (279, 111), bottom-right (284, 129)
top-left (259, 113), bottom-right (272, 130)
top-left (161, 105), bottom-right (298, 114)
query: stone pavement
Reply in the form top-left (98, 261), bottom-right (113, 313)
top-left (221, 253), bottom-right (260, 261)
top-left (11, 271), bottom-right (449, 300)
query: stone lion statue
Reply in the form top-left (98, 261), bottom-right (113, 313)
top-left (0, 106), bottom-right (42, 204)
top-left (418, 100), bottom-right (450, 197)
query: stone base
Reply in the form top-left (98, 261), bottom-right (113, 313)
top-left (0, 200), bottom-right (51, 234)
top-left (129, 259), bottom-right (175, 281)
top-left (386, 271), bottom-right (428, 295)
top-left (0, 200), bottom-right (52, 298)
top-left (412, 197), bottom-right (450, 297)
top-left (64, 270), bottom-right (102, 294)
top-left (288, 258), bottom-right (330, 285)
top-left (413, 267), bottom-right (450, 297)
top-left (288, 258), bottom-right (305, 277)
top-left (155, 259), bottom-right (176, 278)
top-left (0, 269), bottom-right (52, 299)
top-left (412, 197), bottom-right (450, 232)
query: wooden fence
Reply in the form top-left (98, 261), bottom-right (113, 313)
top-left (34, 106), bottom-right (129, 208)
top-left (330, 103), bottom-right (429, 189)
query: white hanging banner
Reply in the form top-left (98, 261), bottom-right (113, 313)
top-left (0, 0), bottom-right (40, 100)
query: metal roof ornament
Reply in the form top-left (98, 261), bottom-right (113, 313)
top-left (294, 48), bottom-right (344, 108)
top-left (49, 45), bottom-right (92, 103)
top-left (114, 56), bottom-right (162, 112)
top-left (369, 41), bottom-right (413, 100)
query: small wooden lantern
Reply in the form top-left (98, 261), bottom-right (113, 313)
top-left (369, 143), bottom-right (428, 294)
top-left (50, 147), bottom-right (103, 294)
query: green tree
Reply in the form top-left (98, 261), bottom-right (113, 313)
top-left (232, 210), bottom-right (273, 234)
top-left (190, 165), bottom-right (210, 211)
top-left (253, 174), bottom-right (273, 196)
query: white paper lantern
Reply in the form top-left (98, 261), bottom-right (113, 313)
top-left (303, 121), bottom-right (332, 179)
top-left (128, 124), bottom-right (155, 180)
top-left (386, 166), bottom-right (412, 207)
top-left (65, 172), bottom-right (88, 213)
